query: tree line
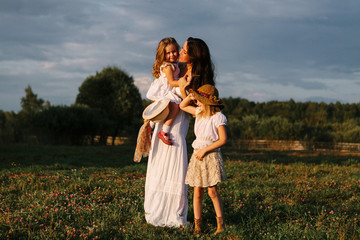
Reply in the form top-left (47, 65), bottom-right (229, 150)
top-left (1, 66), bottom-right (360, 145)
top-left (222, 98), bottom-right (360, 143)
top-left (0, 67), bottom-right (143, 145)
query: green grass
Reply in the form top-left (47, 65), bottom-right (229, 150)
top-left (1, 144), bottom-right (360, 239)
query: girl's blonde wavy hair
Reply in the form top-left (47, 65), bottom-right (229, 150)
top-left (197, 104), bottom-right (221, 119)
top-left (152, 37), bottom-right (180, 79)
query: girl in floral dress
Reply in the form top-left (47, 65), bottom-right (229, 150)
top-left (179, 84), bottom-right (227, 235)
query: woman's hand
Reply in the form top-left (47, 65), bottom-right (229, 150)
top-left (178, 75), bottom-right (192, 89)
top-left (178, 74), bottom-right (192, 99)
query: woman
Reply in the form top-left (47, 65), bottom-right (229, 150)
top-left (144, 37), bottom-right (215, 227)
top-left (179, 37), bottom-right (215, 92)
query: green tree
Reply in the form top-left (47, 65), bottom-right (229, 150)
top-left (76, 66), bottom-right (142, 144)
top-left (258, 116), bottom-right (293, 140)
top-left (20, 85), bottom-right (50, 115)
top-left (14, 86), bottom-right (50, 143)
top-left (0, 110), bottom-right (9, 144)
top-left (240, 114), bottom-right (260, 140)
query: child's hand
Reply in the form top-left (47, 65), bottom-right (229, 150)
top-left (195, 149), bottom-right (207, 161)
top-left (189, 93), bottom-right (196, 100)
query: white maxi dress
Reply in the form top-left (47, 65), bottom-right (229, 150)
top-left (144, 109), bottom-right (189, 227)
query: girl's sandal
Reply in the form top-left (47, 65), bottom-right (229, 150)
top-left (157, 130), bottom-right (172, 145)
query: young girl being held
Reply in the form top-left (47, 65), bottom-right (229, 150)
top-left (146, 37), bottom-right (182, 145)
top-left (179, 84), bottom-right (227, 235)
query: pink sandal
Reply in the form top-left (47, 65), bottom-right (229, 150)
top-left (157, 130), bottom-right (172, 145)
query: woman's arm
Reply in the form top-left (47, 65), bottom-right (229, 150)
top-left (179, 94), bottom-right (196, 116)
top-left (195, 125), bottom-right (227, 160)
top-left (163, 65), bottom-right (179, 87)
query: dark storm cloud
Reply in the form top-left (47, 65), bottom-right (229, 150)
top-left (1, 0), bottom-right (360, 111)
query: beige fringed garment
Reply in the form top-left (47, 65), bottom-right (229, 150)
top-left (133, 120), bottom-right (152, 162)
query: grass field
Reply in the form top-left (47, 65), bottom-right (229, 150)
top-left (1, 144), bottom-right (360, 239)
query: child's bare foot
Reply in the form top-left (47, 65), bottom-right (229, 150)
top-left (157, 130), bottom-right (172, 145)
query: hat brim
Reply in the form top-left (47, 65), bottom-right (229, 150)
top-left (189, 89), bottom-right (224, 108)
top-left (142, 99), bottom-right (171, 122)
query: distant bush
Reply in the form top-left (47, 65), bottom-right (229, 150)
top-left (32, 105), bottom-right (113, 145)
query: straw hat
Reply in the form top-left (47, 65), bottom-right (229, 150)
top-left (142, 99), bottom-right (170, 123)
top-left (189, 84), bottom-right (224, 108)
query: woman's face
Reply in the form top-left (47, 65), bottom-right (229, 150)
top-left (179, 41), bottom-right (190, 63)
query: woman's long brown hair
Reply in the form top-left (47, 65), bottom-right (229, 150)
top-left (186, 37), bottom-right (215, 91)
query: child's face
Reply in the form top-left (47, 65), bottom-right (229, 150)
top-left (165, 44), bottom-right (179, 63)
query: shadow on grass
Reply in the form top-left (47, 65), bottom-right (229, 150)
top-left (0, 143), bottom-right (360, 173)
top-left (222, 146), bottom-right (360, 166)
top-left (2, 143), bottom-right (360, 172)
top-left (0, 143), bottom-right (148, 172)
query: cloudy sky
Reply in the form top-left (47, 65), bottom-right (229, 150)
top-left (1, 0), bottom-right (360, 112)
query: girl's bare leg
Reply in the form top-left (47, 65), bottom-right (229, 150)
top-left (209, 185), bottom-right (225, 234)
top-left (208, 186), bottom-right (223, 217)
top-left (193, 187), bottom-right (204, 219)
